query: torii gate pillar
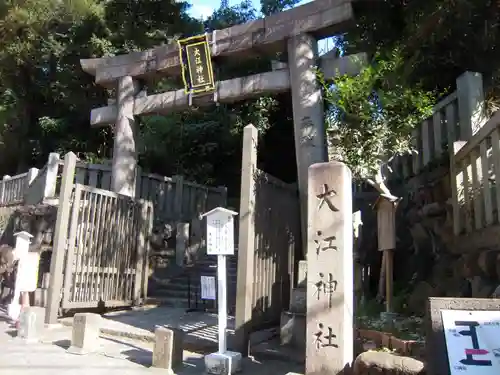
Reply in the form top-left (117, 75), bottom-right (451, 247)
top-left (288, 33), bottom-right (328, 255)
top-left (112, 75), bottom-right (140, 197)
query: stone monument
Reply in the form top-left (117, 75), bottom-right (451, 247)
top-left (305, 162), bottom-right (354, 375)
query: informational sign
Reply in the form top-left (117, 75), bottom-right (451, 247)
top-left (200, 275), bottom-right (216, 300)
top-left (16, 252), bottom-right (40, 292)
top-left (442, 309), bottom-right (500, 375)
top-left (178, 34), bottom-right (215, 94)
top-left (206, 213), bottom-right (235, 256)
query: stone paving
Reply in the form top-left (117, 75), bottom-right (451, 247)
top-left (59, 305), bottom-right (279, 354)
top-left (0, 306), bottom-right (303, 375)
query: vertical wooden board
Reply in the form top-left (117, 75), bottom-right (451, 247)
top-left (141, 176), bottom-right (151, 203)
top-left (433, 111), bottom-right (443, 157)
top-left (101, 171), bottom-right (111, 190)
top-left (445, 101), bottom-right (457, 144)
top-left (62, 184), bottom-right (82, 306)
top-left (157, 180), bottom-right (166, 221)
top-left (88, 170), bottom-right (98, 188)
top-left (135, 173), bottom-right (143, 198)
top-left (411, 128), bottom-right (421, 175)
top-left (95, 195), bottom-right (111, 301)
top-left (480, 140), bottom-right (494, 226)
top-left (421, 119), bottom-right (432, 165)
top-left (165, 180), bottom-right (174, 219)
top-left (80, 189), bottom-right (95, 301)
top-left (470, 148), bottom-right (483, 230)
top-left (75, 167), bottom-right (86, 185)
top-left (491, 129), bottom-right (500, 223)
top-left (89, 191), bottom-right (103, 301)
top-left (462, 158), bottom-right (472, 233)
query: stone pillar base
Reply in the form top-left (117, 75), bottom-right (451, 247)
top-left (204, 351), bottom-right (242, 375)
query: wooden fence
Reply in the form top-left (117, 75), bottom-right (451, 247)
top-left (61, 183), bottom-right (153, 310)
top-left (0, 153), bottom-right (227, 226)
top-left (451, 111), bottom-right (500, 235)
top-left (234, 124), bottom-right (301, 351)
top-left (45, 152), bottom-right (154, 323)
top-left (391, 72), bottom-right (484, 181)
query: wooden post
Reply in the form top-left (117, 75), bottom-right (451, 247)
top-left (142, 201), bottom-right (154, 301)
top-left (25, 168), bottom-right (39, 190)
top-left (43, 153), bottom-right (61, 199)
top-left (1, 175), bottom-right (11, 204)
top-left (175, 222), bottom-right (189, 267)
top-left (374, 195), bottom-right (399, 313)
top-left (45, 152), bottom-right (77, 325)
top-left (353, 211), bottom-right (363, 311)
top-left (456, 71), bottom-right (485, 140)
top-left (233, 124), bottom-right (258, 355)
top-left (385, 249), bottom-right (394, 313)
top-left (173, 175), bottom-right (184, 220)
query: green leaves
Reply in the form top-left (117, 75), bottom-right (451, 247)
top-left (319, 50), bottom-right (435, 183)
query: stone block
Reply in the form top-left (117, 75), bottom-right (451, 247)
top-left (17, 307), bottom-right (44, 342)
top-left (204, 351), bottom-right (242, 375)
top-left (297, 260), bottom-right (307, 287)
top-left (67, 313), bottom-right (102, 355)
top-left (289, 287), bottom-right (306, 313)
top-left (353, 351), bottom-right (425, 375)
top-left (152, 326), bottom-right (184, 373)
top-left (280, 311), bottom-right (305, 350)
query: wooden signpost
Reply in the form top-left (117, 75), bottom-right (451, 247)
top-left (200, 207), bottom-right (241, 375)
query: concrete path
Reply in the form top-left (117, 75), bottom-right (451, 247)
top-left (0, 306), bottom-right (303, 375)
top-left (59, 305), bottom-right (280, 355)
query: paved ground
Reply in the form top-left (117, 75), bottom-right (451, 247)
top-left (59, 305), bottom-right (290, 358)
top-left (0, 306), bottom-right (303, 375)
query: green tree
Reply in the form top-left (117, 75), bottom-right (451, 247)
top-left (319, 50), bottom-right (435, 197)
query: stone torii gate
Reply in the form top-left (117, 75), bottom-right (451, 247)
top-left (80, 0), bottom-right (365, 237)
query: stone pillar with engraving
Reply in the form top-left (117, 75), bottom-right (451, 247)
top-left (288, 34), bottom-right (327, 253)
top-left (306, 162), bottom-right (353, 375)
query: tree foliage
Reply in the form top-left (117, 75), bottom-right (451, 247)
top-left (0, 0), bottom-right (497, 197)
top-left (319, 51), bottom-right (435, 193)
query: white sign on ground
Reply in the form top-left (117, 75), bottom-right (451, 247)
top-left (442, 309), bottom-right (500, 375)
top-left (201, 276), bottom-right (216, 300)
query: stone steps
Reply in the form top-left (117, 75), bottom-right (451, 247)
top-left (148, 253), bottom-right (238, 310)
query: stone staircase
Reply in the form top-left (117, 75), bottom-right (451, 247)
top-left (148, 252), bottom-right (238, 311)
top-left (280, 260), bottom-right (306, 350)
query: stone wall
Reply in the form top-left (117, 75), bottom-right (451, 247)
top-left (359, 161), bottom-right (500, 315)
top-left (0, 204), bottom-right (57, 252)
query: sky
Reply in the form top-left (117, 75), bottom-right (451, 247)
top-left (188, 0), bottom-right (311, 21)
top-left (187, 0), bottom-right (334, 54)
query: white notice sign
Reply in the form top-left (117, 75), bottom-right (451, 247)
top-left (442, 309), bottom-right (500, 375)
top-left (206, 212), bottom-right (235, 255)
top-left (200, 276), bottom-right (216, 300)
top-left (16, 252), bottom-right (40, 292)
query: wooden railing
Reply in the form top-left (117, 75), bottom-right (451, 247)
top-left (0, 172), bottom-right (29, 204)
top-left (392, 91), bottom-right (459, 180)
top-left (0, 152), bottom-right (227, 229)
top-left (451, 111), bottom-right (500, 235)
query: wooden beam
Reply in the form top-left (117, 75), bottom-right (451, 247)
top-left (90, 53), bottom-right (367, 126)
top-left (81, 0), bottom-right (353, 86)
